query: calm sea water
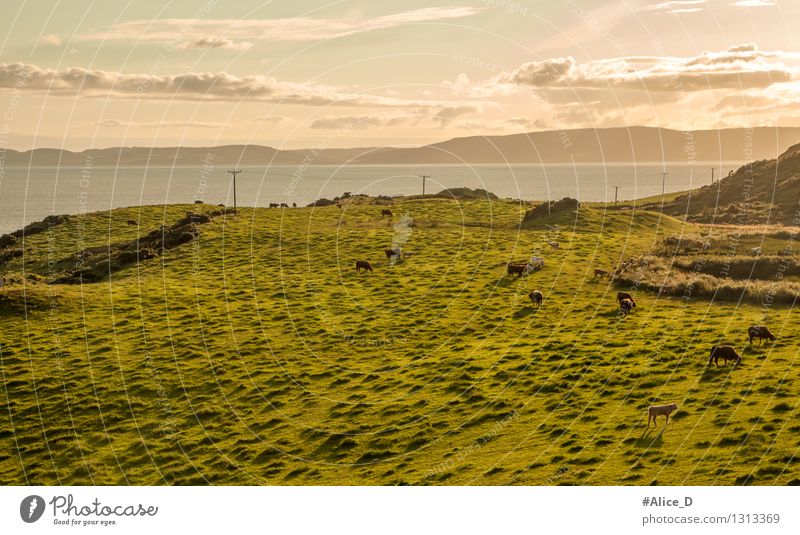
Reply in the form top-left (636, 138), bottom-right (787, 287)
top-left (0, 162), bottom-right (741, 234)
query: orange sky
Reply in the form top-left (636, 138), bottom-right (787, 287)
top-left (0, 0), bottom-right (797, 150)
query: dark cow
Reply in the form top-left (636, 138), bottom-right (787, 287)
top-left (619, 298), bottom-right (634, 315)
top-left (381, 209), bottom-right (393, 217)
top-left (126, 220), bottom-right (137, 226)
top-left (529, 290), bottom-right (543, 306)
top-left (617, 292), bottom-right (636, 307)
top-left (355, 260), bottom-right (373, 273)
top-left (385, 247), bottom-right (401, 260)
top-left (748, 325), bottom-right (775, 345)
top-left (269, 203), bottom-right (279, 208)
top-left (507, 263), bottom-right (527, 278)
top-left (594, 268), bottom-right (610, 278)
top-left (708, 345), bottom-right (741, 367)
top-left (292, 202), bottom-right (297, 208)
top-left (280, 203), bottom-right (289, 208)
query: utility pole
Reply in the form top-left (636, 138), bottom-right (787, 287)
top-left (710, 167), bottom-right (715, 185)
top-left (228, 169), bottom-right (241, 214)
top-left (419, 175), bottom-right (430, 196)
top-left (661, 171), bottom-right (668, 198)
top-left (614, 185), bottom-right (620, 205)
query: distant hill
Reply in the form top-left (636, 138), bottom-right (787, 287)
top-left (4, 126), bottom-right (800, 166)
top-left (654, 142), bottom-right (800, 225)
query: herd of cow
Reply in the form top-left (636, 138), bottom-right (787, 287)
top-left (353, 209), bottom-right (780, 427)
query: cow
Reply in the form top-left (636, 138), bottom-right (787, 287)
top-left (381, 209), bottom-right (393, 217)
top-left (748, 325), bottom-right (775, 345)
top-left (292, 203), bottom-right (297, 208)
top-left (280, 203), bottom-right (289, 208)
top-left (617, 292), bottom-right (636, 307)
top-left (751, 247), bottom-right (762, 256)
top-left (547, 241), bottom-right (560, 250)
top-left (619, 298), bottom-right (634, 316)
top-left (708, 345), bottom-right (741, 367)
top-left (269, 203), bottom-right (279, 208)
top-left (127, 220), bottom-right (137, 226)
top-left (507, 263), bottom-right (527, 278)
top-left (355, 260), bottom-right (373, 273)
top-left (647, 403), bottom-right (678, 427)
top-left (529, 290), bottom-right (543, 306)
top-left (594, 268), bottom-right (610, 278)
top-left (385, 247), bottom-right (401, 260)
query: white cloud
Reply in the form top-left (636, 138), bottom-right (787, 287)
top-left (0, 63), bottom-right (476, 109)
top-left (78, 7), bottom-right (483, 50)
top-left (180, 37), bottom-right (252, 51)
top-left (486, 44), bottom-right (799, 93)
top-left (643, 0), bottom-right (706, 13)
top-left (93, 119), bottom-right (229, 128)
top-left (38, 34), bottom-right (62, 47)
top-left (731, 0), bottom-right (775, 6)
top-left (310, 105), bottom-right (479, 130)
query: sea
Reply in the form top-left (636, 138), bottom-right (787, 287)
top-left (0, 162), bottom-right (742, 234)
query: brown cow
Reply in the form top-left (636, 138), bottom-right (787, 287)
top-left (355, 260), bottom-right (373, 273)
top-left (748, 325), bottom-right (775, 345)
top-left (617, 292), bottom-right (636, 307)
top-left (381, 209), bottom-right (393, 217)
top-left (594, 268), bottom-right (610, 278)
top-left (127, 220), bottom-right (137, 226)
top-left (647, 403), bottom-right (678, 427)
top-left (507, 263), bottom-right (527, 278)
top-left (529, 290), bottom-right (543, 306)
top-left (708, 345), bottom-right (741, 366)
top-left (619, 298), bottom-right (634, 316)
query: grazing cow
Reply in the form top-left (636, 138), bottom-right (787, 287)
top-left (547, 241), bottom-right (560, 250)
top-left (751, 247), bottom-right (762, 256)
top-left (355, 260), bottom-right (373, 273)
top-left (381, 209), bottom-right (393, 217)
top-left (127, 220), bottom-right (137, 226)
top-left (529, 290), bottom-right (543, 306)
top-left (748, 325), bottom-right (775, 345)
top-left (647, 403), bottom-right (678, 427)
top-left (269, 203), bottom-right (279, 208)
top-left (619, 298), bottom-right (634, 315)
top-left (594, 268), bottom-right (610, 278)
top-left (708, 345), bottom-right (741, 367)
top-left (507, 263), bottom-right (527, 278)
top-left (280, 203), bottom-right (289, 208)
top-left (402, 251), bottom-right (415, 259)
top-left (617, 292), bottom-right (636, 308)
top-left (292, 203), bottom-right (297, 208)
top-left (385, 247), bottom-right (401, 260)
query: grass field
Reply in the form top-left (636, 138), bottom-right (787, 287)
top-left (1, 198), bottom-right (799, 485)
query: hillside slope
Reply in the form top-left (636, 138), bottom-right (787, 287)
top-left (655, 142), bottom-right (800, 224)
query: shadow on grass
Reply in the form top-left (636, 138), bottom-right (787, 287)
top-left (633, 426), bottom-right (666, 448)
top-left (513, 307), bottom-right (540, 318)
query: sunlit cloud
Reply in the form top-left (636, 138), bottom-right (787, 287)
top-left (78, 7), bottom-right (483, 50)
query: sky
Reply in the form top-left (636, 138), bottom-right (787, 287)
top-left (0, 0), bottom-right (797, 150)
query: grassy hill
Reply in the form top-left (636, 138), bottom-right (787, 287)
top-left (2, 199), bottom-right (800, 485)
top-left (652, 142), bottom-right (800, 225)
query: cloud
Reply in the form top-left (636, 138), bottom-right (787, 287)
top-left (643, 1), bottom-right (706, 14)
top-left (310, 105), bottom-right (479, 130)
top-left (38, 34), bottom-right (62, 47)
top-left (180, 37), bottom-right (252, 51)
top-left (489, 44), bottom-right (799, 93)
top-left (93, 119), bottom-right (229, 128)
top-left (731, 0), bottom-right (775, 6)
top-left (0, 62), bottom-right (475, 109)
top-left (78, 7), bottom-right (483, 50)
